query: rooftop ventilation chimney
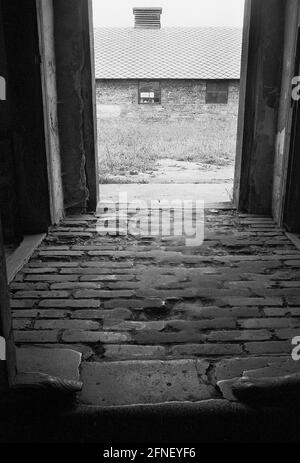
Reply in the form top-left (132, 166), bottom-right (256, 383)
top-left (133, 7), bottom-right (162, 29)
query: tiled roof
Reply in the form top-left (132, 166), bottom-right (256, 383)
top-left (94, 27), bottom-right (242, 80)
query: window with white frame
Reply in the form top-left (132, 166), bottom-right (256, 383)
top-left (139, 81), bottom-right (161, 104)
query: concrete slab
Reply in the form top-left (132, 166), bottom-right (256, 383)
top-left (99, 183), bottom-right (233, 207)
top-left (16, 347), bottom-right (82, 381)
top-left (215, 357), bottom-right (289, 381)
top-left (243, 360), bottom-right (300, 378)
top-left (80, 359), bottom-right (212, 406)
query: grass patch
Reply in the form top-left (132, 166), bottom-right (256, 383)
top-left (97, 118), bottom-right (237, 178)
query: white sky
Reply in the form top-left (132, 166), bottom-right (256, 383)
top-left (92, 0), bottom-right (245, 28)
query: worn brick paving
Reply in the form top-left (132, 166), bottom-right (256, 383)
top-left (9, 208), bottom-right (300, 404)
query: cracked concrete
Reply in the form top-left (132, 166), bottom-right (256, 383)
top-left (80, 359), bottom-right (213, 406)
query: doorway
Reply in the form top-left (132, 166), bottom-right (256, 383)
top-left (93, 1), bottom-right (245, 208)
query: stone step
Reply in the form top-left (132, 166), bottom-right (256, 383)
top-left (15, 346), bottom-right (300, 407)
top-left (16, 348), bottom-right (220, 407)
top-left (16, 347), bottom-right (82, 382)
top-left (80, 359), bottom-right (215, 406)
top-left (217, 357), bottom-right (300, 402)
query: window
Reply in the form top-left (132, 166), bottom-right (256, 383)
top-left (206, 81), bottom-right (229, 104)
top-left (139, 81), bottom-right (161, 104)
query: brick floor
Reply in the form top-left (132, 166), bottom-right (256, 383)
top-left (10, 208), bottom-right (300, 405)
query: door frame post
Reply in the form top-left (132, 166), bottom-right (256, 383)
top-left (36, 0), bottom-right (64, 225)
top-left (233, 0), bottom-right (252, 208)
top-left (0, 216), bottom-right (16, 388)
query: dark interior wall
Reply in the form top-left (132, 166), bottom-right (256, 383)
top-left (53, 0), bottom-right (98, 214)
top-left (238, 0), bottom-right (285, 215)
top-left (0, 217), bottom-right (15, 390)
top-left (0, 1), bottom-right (21, 243)
top-left (0, 0), bottom-right (51, 237)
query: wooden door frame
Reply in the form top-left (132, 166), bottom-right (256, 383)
top-left (283, 30), bottom-right (300, 230)
top-left (233, 0), bottom-right (252, 208)
top-left (280, 5), bottom-right (300, 229)
top-left (0, 217), bottom-right (16, 388)
top-left (0, 0), bottom-right (99, 390)
top-left (84, 0), bottom-right (99, 211)
top-left (36, 0), bottom-right (64, 225)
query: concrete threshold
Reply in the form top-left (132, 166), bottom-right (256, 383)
top-left (6, 234), bottom-right (46, 284)
top-left (205, 201), bottom-right (233, 209)
top-left (286, 232), bottom-right (300, 251)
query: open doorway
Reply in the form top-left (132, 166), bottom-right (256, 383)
top-left (93, 0), bottom-right (245, 207)
top-left (3, 0), bottom-right (300, 420)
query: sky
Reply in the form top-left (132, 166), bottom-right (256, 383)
top-left (92, 0), bottom-right (245, 28)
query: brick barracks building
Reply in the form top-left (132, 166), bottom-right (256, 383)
top-left (94, 8), bottom-right (242, 126)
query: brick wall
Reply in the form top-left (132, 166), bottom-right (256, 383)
top-left (96, 79), bottom-right (240, 122)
